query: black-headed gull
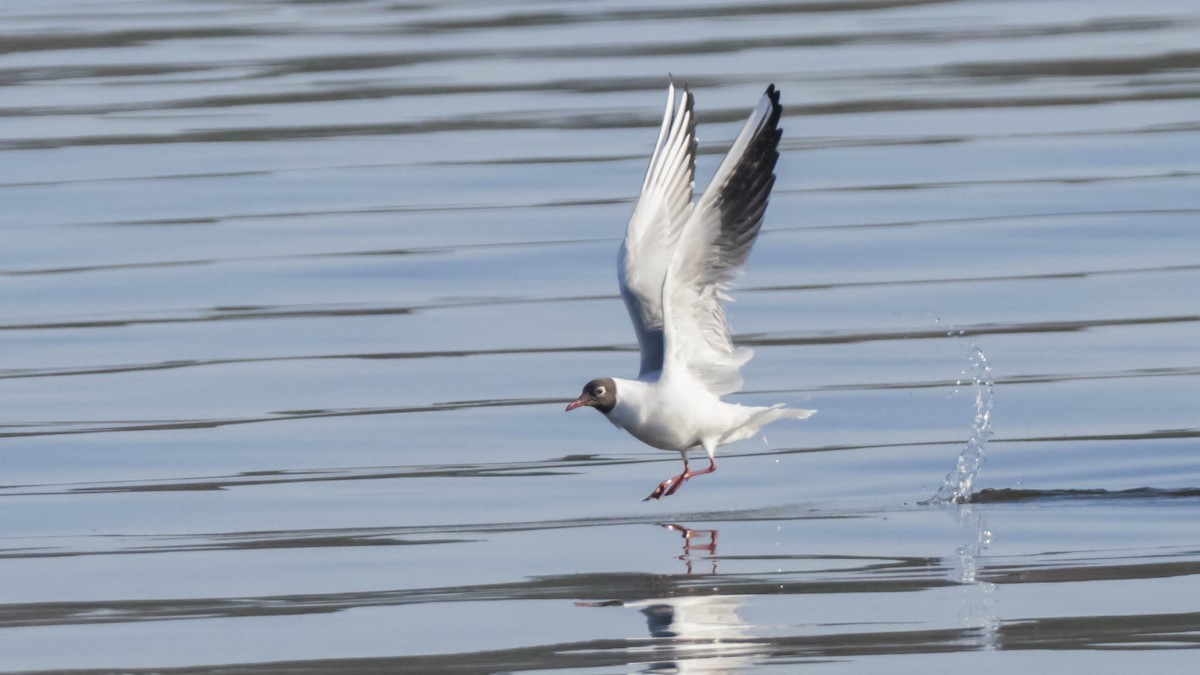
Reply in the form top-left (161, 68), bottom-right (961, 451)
top-left (567, 83), bottom-right (815, 500)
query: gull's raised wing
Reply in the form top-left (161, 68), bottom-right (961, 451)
top-left (619, 83), bottom-right (697, 377)
top-left (660, 85), bottom-right (782, 394)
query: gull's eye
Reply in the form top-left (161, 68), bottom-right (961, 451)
top-left (595, 386), bottom-right (606, 396)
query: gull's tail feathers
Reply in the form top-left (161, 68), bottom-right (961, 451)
top-left (718, 404), bottom-right (815, 445)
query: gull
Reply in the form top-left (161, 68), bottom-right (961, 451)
top-left (566, 83), bottom-right (814, 500)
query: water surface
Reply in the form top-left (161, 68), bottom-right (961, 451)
top-left (1, 0), bottom-right (1198, 672)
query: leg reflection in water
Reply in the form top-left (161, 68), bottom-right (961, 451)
top-left (660, 522), bottom-right (718, 575)
top-left (575, 523), bottom-right (757, 672)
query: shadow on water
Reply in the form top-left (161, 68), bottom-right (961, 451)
top-left (2, 511), bottom-right (1194, 604)
top-left (5, 514), bottom-right (1195, 673)
top-left (34, 608), bottom-right (1192, 673)
top-left (970, 486), bottom-right (1200, 503)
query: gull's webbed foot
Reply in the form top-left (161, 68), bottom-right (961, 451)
top-left (644, 474), bottom-right (683, 501)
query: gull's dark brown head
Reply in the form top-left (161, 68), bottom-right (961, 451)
top-left (565, 378), bottom-right (616, 414)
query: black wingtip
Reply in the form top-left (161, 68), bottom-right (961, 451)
top-left (709, 82), bottom-right (785, 268)
top-left (764, 84), bottom-right (782, 134)
top-left (765, 84), bottom-right (781, 113)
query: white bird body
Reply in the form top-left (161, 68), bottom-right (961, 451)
top-left (606, 374), bottom-right (723, 452)
top-left (606, 374), bottom-right (811, 453)
top-left (567, 82), bottom-right (814, 499)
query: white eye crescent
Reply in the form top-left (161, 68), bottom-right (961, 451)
top-left (596, 386), bottom-right (606, 396)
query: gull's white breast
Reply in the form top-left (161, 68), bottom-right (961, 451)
top-left (604, 376), bottom-right (743, 452)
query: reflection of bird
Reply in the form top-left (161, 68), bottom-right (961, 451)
top-left (573, 524), bottom-right (756, 673)
top-left (566, 83), bottom-right (814, 500)
top-left (637, 595), bottom-right (749, 640)
top-left (578, 595), bottom-right (754, 673)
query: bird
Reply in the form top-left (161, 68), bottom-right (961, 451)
top-left (566, 82), bottom-right (815, 500)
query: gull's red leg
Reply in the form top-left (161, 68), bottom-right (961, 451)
top-left (644, 457), bottom-right (690, 501)
top-left (663, 457), bottom-right (716, 497)
top-left (645, 456), bottom-right (719, 501)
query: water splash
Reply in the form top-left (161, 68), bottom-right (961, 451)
top-left (929, 345), bottom-right (994, 504)
top-left (953, 504), bottom-right (999, 650)
top-left (925, 344), bottom-right (999, 648)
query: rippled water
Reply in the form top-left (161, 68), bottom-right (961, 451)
top-left (2, 0), bottom-right (1198, 672)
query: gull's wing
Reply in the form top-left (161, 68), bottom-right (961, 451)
top-left (660, 85), bottom-right (782, 394)
top-left (619, 83), bottom-right (697, 377)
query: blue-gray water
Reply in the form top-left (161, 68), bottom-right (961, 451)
top-left (1, 0), bottom-right (1198, 672)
